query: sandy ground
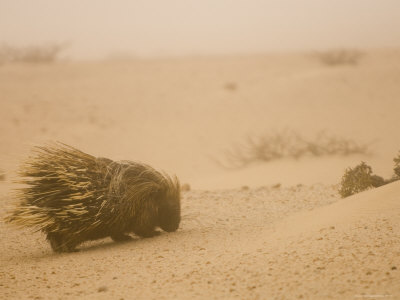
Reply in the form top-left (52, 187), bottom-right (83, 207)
top-left (1, 50), bottom-right (400, 299)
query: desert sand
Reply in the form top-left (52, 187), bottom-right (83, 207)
top-left (1, 50), bottom-right (400, 299)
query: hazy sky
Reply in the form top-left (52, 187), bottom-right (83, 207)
top-left (1, 0), bottom-right (400, 59)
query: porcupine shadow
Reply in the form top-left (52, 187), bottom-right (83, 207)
top-left (5, 143), bottom-right (181, 253)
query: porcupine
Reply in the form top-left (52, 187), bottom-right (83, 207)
top-left (5, 143), bottom-right (181, 252)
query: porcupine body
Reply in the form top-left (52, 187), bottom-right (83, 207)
top-left (6, 143), bottom-right (181, 252)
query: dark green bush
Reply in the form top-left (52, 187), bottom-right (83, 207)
top-left (394, 151), bottom-right (400, 178)
top-left (339, 151), bottom-right (400, 198)
top-left (339, 162), bottom-right (385, 198)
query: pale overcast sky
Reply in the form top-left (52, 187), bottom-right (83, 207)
top-left (1, 0), bottom-right (400, 59)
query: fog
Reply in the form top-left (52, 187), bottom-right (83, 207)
top-left (1, 0), bottom-right (400, 59)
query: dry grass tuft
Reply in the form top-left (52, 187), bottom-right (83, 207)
top-left (216, 130), bottom-right (371, 169)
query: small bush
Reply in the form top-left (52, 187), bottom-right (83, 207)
top-left (339, 162), bottom-right (384, 198)
top-left (339, 151), bottom-right (400, 198)
top-left (315, 49), bottom-right (363, 66)
top-left (0, 43), bottom-right (66, 64)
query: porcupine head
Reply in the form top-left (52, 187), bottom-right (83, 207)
top-left (112, 160), bottom-right (181, 235)
top-left (157, 174), bottom-right (181, 232)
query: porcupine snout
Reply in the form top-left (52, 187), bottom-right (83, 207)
top-left (159, 202), bottom-right (181, 232)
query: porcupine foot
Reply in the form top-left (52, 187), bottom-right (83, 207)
top-left (46, 232), bottom-right (79, 253)
top-left (133, 227), bottom-right (161, 238)
top-left (110, 233), bottom-right (133, 242)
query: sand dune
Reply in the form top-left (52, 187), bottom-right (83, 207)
top-left (276, 180), bottom-right (400, 236)
top-left (1, 50), bottom-right (400, 299)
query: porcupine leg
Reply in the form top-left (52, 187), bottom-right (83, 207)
top-left (47, 232), bottom-right (63, 252)
top-left (46, 232), bottom-right (79, 253)
top-left (110, 232), bottom-right (133, 242)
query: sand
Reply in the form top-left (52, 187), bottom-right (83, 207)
top-left (0, 50), bottom-right (400, 299)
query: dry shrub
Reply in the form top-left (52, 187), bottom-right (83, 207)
top-left (315, 49), bottom-right (363, 66)
top-left (217, 130), bottom-right (371, 169)
top-left (0, 43), bottom-right (67, 64)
